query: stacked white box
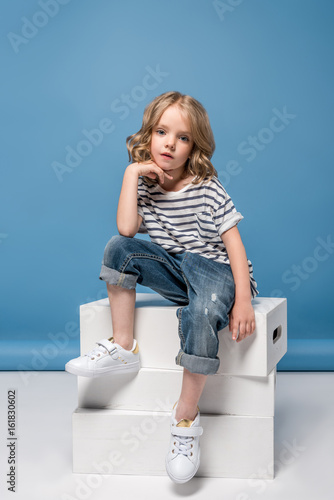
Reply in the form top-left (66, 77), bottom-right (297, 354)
top-left (73, 409), bottom-right (274, 479)
top-left (72, 293), bottom-right (287, 479)
top-left (78, 367), bottom-right (276, 416)
top-left (79, 294), bottom-right (287, 376)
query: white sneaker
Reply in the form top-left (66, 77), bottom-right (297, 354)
top-left (65, 337), bottom-right (140, 377)
top-left (165, 403), bottom-right (203, 484)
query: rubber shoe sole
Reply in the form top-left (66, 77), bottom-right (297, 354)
top-left (65, 360), bottom-right (140, 377)
top-left (165, 453), bottom-right (200, 484)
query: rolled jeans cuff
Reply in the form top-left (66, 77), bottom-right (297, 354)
top-left (175, 349), bottom-right (220, 375)
top-left (99, 264), bottom-right (137, 289)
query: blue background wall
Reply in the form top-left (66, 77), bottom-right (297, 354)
top-left (1, 0), bottom-right (334, 371)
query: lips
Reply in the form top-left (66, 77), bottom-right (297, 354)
top-left (161, 153), bottom-right (173, 159)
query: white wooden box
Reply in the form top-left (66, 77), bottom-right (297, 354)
top-left (80, 293), bottom-right (287, 377)
top-left (77, 366), bottom-right (276, 417)
top-left (72, 408), bottom-right (274, 479)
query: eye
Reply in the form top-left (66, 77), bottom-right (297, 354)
top-left (179, 136), bottom-right (189, 142)
top-left (156, 129), bottom-right (165, 136)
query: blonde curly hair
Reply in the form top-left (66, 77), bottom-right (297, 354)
top-left (126, 91), bottom-right (217, 184)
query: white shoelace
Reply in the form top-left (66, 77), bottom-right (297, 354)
top-left (173, 435), bottom-right (194, 457)
top-left (86, 345), bottom-right (108, 359)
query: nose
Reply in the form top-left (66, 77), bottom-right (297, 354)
top-left (165, 134), bottom-right (176, 150)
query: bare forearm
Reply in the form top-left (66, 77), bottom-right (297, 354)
top-left (221, 225), bottom-right (255, 341)
top-left (116, 165), bottom-right (140, 237)
top-left (116, 161), bottom-right (173, 238)
top-left (221, 226), bottom-right (251, 302)
top-left (229, 245), bottom-right (252, 302)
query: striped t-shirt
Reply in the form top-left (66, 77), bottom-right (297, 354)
top-left (137, 175), bottom-right (259, 298)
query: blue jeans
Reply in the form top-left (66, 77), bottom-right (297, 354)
top-left (99, 235), bottom-right (235, 375)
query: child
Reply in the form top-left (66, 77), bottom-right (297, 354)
top-left (65, 91), bottom-right (259, 483)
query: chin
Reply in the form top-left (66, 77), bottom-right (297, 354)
top-left (156, 161), bottom-right (170, 170)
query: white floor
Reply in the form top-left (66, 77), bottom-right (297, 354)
top-left (0, 371), bottom-right (333, 500)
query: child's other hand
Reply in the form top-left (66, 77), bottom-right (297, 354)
top-left (128, 161), bottom-right (173, 185)
top-left (229, 300), bottom-right (256, 343)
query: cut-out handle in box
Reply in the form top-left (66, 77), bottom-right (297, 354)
top-left (272, 325), bottom-right (282, 344)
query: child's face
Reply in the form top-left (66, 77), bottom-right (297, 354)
top-left (150, 105), bottom-right (194, 175)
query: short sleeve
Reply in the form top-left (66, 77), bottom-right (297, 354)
top-left (137, 204), bottom-right (144, 218)
top-left (213, 189), bottom-right (243, 236)
top-left (137, 176), bottom-right (145, 217)
top-left (137, 219), bottom-right (147, 234)
top-left (137, 178), bottom-right (148, 233)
